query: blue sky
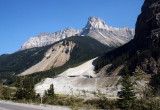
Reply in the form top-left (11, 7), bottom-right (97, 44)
top-left (0, 0), bottom-right (144, 55)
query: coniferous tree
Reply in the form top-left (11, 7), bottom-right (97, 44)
top-left (0, 83), bottom-right (3, 99)
top-left (24, 77), bottom-right (36, 100)
top-left (43, 90), bottom-right (49, 103)
top-left (118, 67), bottom-right (136, 110)
top-left (2, 87), bottom-right (11, 100)
top-left (15, 75), bottom-right (24, 99)
top-left (47, 84), bottom-right (55, 98)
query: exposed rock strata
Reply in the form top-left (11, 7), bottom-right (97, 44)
top-left (80, 16), bottom-right (134, 47)
top-left (21, 40), bottom-right (75, 75)
top-left (21, 27), bottom-right (79, 50)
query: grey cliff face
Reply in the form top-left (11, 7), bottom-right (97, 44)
top-left (134, 0), bottom-right (160, 49)
top-left (84, 16), bottom-right (110, 30)
top-left (134, 0), bottom-right (160, 74)
top-left (80, 16), bottom-right (134, 47)
top-left (21, 27), bottom-right (81, 50)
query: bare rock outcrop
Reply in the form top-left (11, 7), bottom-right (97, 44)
top-left (20, 40), bottom-right (75, 75)
top-left (21, 27), bottom-right (80, 50)
top-left (139, 57), bottom-right (160, 74)
top-left (133, 0), bottom-right (160, 74)
top-left (80, 16), bottom-right (134, 47)
top-left (134, 0), bottom-right (160, 49)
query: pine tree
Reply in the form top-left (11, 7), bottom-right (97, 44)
top-left (47, 84), bottom-right (55, 98)
top-left (118, 67), bottom-right (136, 110)
top-left (15, 75), bottom-right (24, 99)
top-left (133, 66), bottom-right (149, 81)
top-left (0, 83), bottom-right (3, 99)
top-left (24, 77), bottom-right (36, 100)
top-left (2, 87), bottom-right (11, 100)
top-left (43, 90), bottom-right (49, 103)
top-left (133, 66), bottom-right (150, 99)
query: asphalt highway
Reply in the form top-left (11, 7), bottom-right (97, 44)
top-left (0, 100), bottom-right (70, 110)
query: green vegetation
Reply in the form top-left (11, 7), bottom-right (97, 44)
top-left (94, 44), bottom-right (160, 109)
top-left (96, 46), bottom-right (160, 73)
top-left (15, 76), bottom-right (24, 99)
top-left (47, 84), bottom-right (55, 98)
top-left (151, 74), bottom-right (160, 96)
top-left (0, 83), bottom-right (15, 100)
top-left (14, 76), bottom-right (39, 102)
top-left (95, 45), bottom-right (160, 93)
top-left (0, 45), bottom-right (52, 74)
top-left (0, 45), bottom-right (52, 85)
top-left (118, 67), bottom-right (136, 110)
top-left (0, 75), bottom-right (160, 110)
top-left (0, 72), bottom-right (17, 85)
top-left (12, 81), bottom-right (119, 109)
top-left (42, 84), bottom-right (57, 105)
top-left (95, 42), bottom-right (131, 71)
top-left (0, 36), bottom-right (113, 85)
top-left (24, 36), bottom-right (113, 85)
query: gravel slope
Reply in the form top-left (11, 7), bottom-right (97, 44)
top-left (35, 58), bottom-right (121, 98)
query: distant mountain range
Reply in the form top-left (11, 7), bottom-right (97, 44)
top-left (21, 16), bottom-right (134, 50)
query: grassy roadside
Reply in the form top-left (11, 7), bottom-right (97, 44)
top-left (0, 84), bottom-right (117, 110)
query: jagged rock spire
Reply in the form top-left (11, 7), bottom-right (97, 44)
top-left (84, 16), bottom-right (109, 30)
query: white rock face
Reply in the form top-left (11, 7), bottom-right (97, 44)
top-left (21, 27), bottom-right (80, 50)
top-left (35, 57), bottom-right (147, 98)
top-left (84, 16), bottom-right (110, 30)
top-left (80, 16), bottom-right (135, 47)
top-left (35, 58), bottom-right (122, 98)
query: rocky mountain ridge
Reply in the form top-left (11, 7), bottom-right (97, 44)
top-left (80, 16), bottom-right (134, 47)
top-left (21, 16), bottom-right (134, 50)
top-left (21, 27), bottom-right (80, 50)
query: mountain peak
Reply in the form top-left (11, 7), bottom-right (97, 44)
top-left (85, 16), bottom-right (109, 30)
top-left (65, 27), bottom-right (74, 30)
top-left (80, 16), bottom-right (134, 47)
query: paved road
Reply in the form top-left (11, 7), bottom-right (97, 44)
top-left (0, 100), bottom-right (70, 110)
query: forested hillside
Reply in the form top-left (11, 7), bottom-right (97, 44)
top-left (0, 36), bottom-right (113, 84)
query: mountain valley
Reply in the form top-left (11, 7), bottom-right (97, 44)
top-left (0, 0), bottom-right (160, 109)
top-left (0, 36), bottom-right (112, 84)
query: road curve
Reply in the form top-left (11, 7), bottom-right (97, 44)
top-left (0, 100), bottom-right (70, 110)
